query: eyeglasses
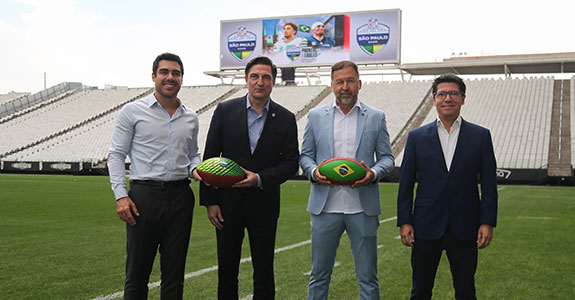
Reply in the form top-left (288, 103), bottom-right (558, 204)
top-left (434, 91), bottom-right (464, 100)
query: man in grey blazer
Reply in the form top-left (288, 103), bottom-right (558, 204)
top-left (300, 60), bottom-right (394, 300)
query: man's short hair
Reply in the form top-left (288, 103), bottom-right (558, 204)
top-left (331, 60), bottom-right (359, 80)
top-left (153, 53), bottom-right (184, 75)
top-left (245, 56), bottom-right (278, 81)
top-left (284, 22), bottom-right (298, 33)
top-left (432, 73), bottom-right (466, 95)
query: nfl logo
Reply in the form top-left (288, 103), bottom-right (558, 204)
top-left (228, 26), bottom-right (257, 61)
top-left (238, 26), bottom-right (246, 36)
top-left (356, 18), bottom-right (390, 56)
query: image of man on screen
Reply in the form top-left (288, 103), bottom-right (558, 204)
top-left (305, 22), bottom-right (336, 49)
top-left (273, 22), bottom-right (305, 53)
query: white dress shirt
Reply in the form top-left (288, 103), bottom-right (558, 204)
top-left (323, 101), bottom-right (363, 214)
top-left (107, 93), bottom-right (201, 200)
top-left (437, 116), bottom-right (462, 171)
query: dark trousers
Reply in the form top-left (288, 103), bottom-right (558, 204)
top-left (216, 198), bottom-right (278, 300)
top-left (124, 180), bottom-right (194, 300)
top-left (410, 230), bottom-right (478, 300)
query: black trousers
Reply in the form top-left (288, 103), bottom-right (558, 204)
top-left (124, 180), bottom-right (194, 300)
top-left (215, 195), bottom-right (278, 300)
top-left (410, 230), bottom-right (478, 300)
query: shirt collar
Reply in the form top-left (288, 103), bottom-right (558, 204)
top-left (436, 115), bottom-right (462, 130)
top-left (246, 95), bottom-right (270, 112)
top-left (332, 99), bottom-right (362, 114)
top-left (148, 93), bottom-right (186, 111)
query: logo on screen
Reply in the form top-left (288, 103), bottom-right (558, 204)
top-left (285, 45), bottom-right (301, 61)
top-left (356, 18), bottom-right (390, 56)
top-left (228, 26), bottom-right (257, 61)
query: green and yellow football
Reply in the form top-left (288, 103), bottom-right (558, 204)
top-left (318, 157), bottom-right (366, 185)
top-left (196, 157), bottom-right (245, 188)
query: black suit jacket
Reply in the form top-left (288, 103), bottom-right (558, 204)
top-left (397, 119), bottom-right (498, 241)
top-left (199, 96), bottom-right (299, 218)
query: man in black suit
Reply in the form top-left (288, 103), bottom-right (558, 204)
top-left (197, 56), bottom-right (299, 300)
top-left (397, 74), bottom-right (498, 300)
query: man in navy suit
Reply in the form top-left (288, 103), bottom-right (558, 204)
top-left (397, 74), bottom-right (498, 300)
top-left (300, 60), bottom-right (394, 300)
top-left (197, 56), bottom-right (299, 300)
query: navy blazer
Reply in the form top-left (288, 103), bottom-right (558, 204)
top-left (199, 96), bottom-right (300, 218)
top-left (397, 119), bottom-right (498, 241)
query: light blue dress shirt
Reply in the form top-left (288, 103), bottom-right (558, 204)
top-left (107, 93), bottom-right (201, 200)
top-left (246, 95), bottom-right (269, 153)
top-left (246, 95), bottom-right (270, 187)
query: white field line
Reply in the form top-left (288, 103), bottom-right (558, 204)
top-left (518, 216), bottom-right (557, 220)
top-left (89, 216), bottom-right (397, 300)
top-left (91, 292), bottom-right (123, 300)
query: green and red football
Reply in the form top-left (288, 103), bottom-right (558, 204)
top-left (196, 157), bottom-right (245, 188)
top-left (318, 157), bottom-right (366, 185)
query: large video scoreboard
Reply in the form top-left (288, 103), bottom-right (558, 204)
top-left (220, 9), bottom-right (401, 69)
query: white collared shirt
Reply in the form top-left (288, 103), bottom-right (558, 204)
top-left (323, 100), bottom-right (363, 214)
top-left (108, 93), bottom-right (201, 200)
top-left (437, 116), bottom-right (462, 171)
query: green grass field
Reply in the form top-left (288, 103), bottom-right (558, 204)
top-left (1, 174), bottom-right (574, 299)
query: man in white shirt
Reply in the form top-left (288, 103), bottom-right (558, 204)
top-left (272, 22), bottom-right (305, 53)
top-left (300, 60), bottom-right (394, 300)
top-left (108, 53), bottom-right (201, 300)
top-left (397, 74), bottom-right (498, 300)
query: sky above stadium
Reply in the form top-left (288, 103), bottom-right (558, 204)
top-left (1, 0), bottom-right (574, 94)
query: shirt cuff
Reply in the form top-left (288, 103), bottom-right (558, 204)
top-left (113, 188), bottom-right (128, 201)
top-left (311, 167), bottom-right (318, 182)
top-left (189, 167), bottom-right (198, 182)
top-left (256, 174), bottom-right (263, 189)
top-left (370, 168), bottom-right (379, 183)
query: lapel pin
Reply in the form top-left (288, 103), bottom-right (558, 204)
top-left (272, 113), bottom-right (276, 117)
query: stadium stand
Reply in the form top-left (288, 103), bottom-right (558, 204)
top-left (0, 82), bottom-right (82, 118)
top-left (177, 85), bottom-right (238, 112)
top-left (404, 77), bottom-right (555, 170)
top-left (359, 81), bottom-right (431, 139)
top-left (548, 79), bottom-right (572, 177)
top-left (0, 87), bottom-right (151, 157)
top-left (0, 92), bottom-right (29, 105)
top-left (1, 75), bottom-right (573, 184)
top-left (572, 76), bottom-right (575, 173)
top-left (1, 85), bottom-right (244, 167)
top-left (3, 112), bottom-right (119, 163)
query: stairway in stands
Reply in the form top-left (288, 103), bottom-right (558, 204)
top-left (547, 79), bottom-right (572, 177)
top-left (390, 87), bottom-right (434, 157)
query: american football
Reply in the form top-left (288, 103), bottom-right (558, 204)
top-left (318, 158), bottom-right (367, 185)
top-left (196, 157), bottom-right (246, 187)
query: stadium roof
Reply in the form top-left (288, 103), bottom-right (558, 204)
top-left (205, 52), bottom-right (575, 83)
top-left (401, 52), bottom-right (575, 76)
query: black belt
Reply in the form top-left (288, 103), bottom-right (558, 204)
top-left (130, 179), bottom-right (190, 188)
